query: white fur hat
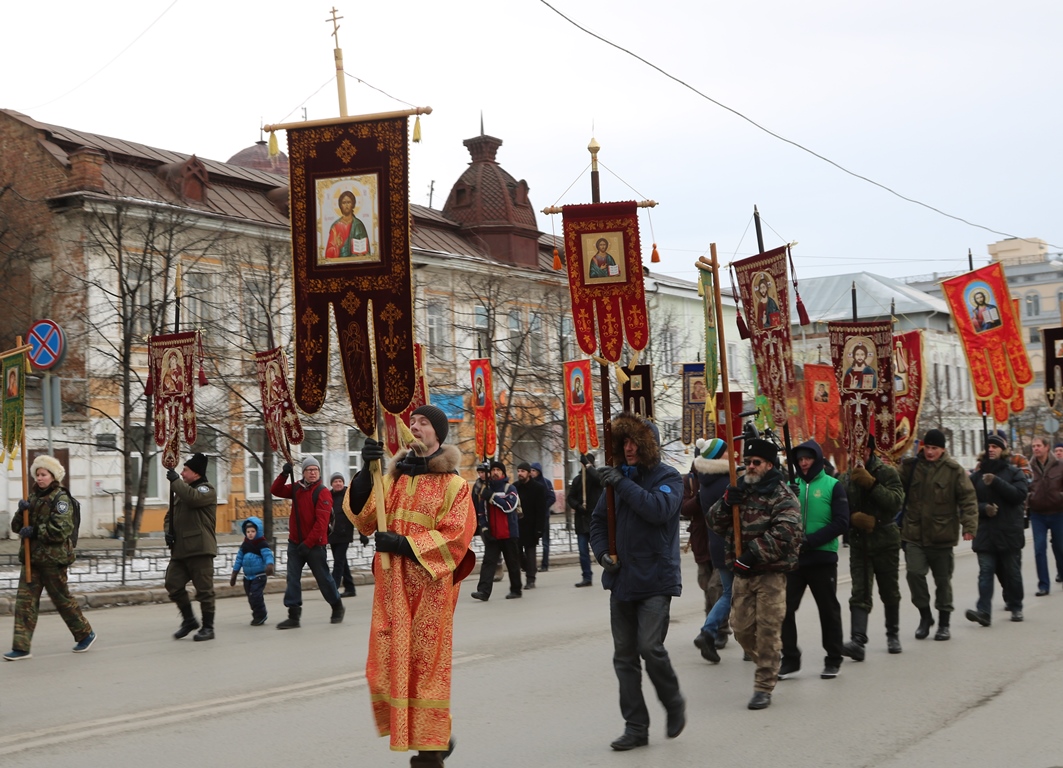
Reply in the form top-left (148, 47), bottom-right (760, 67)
top-left (30, 454), bottom-right (65, 484)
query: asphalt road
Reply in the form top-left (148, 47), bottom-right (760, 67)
top-left (1, 544), bottom-right (1061, 768)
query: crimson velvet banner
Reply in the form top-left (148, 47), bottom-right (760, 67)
top-left (941, 263), bottom-right (1032, 422)
top-left (286, 117), bottom-right (416, 434)
top-left (890, 330), bottom-right (924, 459)
top-left (561, 201), bottom-right (649, 362)
top-left (254, 346), bottom-right (304, 465)
top-left (733, 246), bottom-right (796, 428)
top-left (145, 330), bottom-right (208, 469)
top-left (829, 320), bottom-right (895, 466)
top-left (383, 344), bottom-right (428, 457)
top-left (470, 358), bottom-right (497, 460)
top-left (564, 359), bottom-right (599, 454)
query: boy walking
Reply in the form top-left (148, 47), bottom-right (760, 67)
top-left (230, 516), bottom-right (275, 625)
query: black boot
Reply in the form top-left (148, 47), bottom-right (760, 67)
top-left (914, 606), bottom-right (934, 640)
top-left (842, 608), bottom-right (869, 661)
top-left (934, 611), bottom-right (951, 641)
top-left (173, 603), bottom-right (199, 639)
top-left (885, 604), bottom-right (902, 654)
top-left (277, 606), bottom-right (301, 630)
top-left (330, 601), bottom-right (345, 624)
top-left (194, 609), bottom-right (215, 642)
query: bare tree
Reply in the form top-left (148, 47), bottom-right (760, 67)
top-left (0, 178), bottom-right (47, 348)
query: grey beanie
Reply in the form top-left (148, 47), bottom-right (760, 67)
top-left (330, 472), bottom-right (345, 484)
top-left (301, 456), bottom-right (321, 472)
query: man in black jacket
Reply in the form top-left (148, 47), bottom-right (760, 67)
top-left (567, 453), bottom-right (603, 587)
top-left (516, 462), bottom-right (548, 590)
top-left (329, 472), bottom-right (365, 597)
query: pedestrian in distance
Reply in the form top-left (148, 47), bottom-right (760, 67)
top-left (164, 452), bottom-right (218, 642)
top-left (1028, 436), bottom-right (1063, 596)
top-left (530, 462), bottom-right (556, 570)
top-left (271, 456), bottom-right (344, 629)
top-left (471, 461), bottom-right (523, 601)
top-left (566, 452), bottom-right (603, 588)
top-left (515, 461), bottom-right (548, 589)
top-left (691, 437), bottom-right (736, 663)
top-left (4, 455), bottom-right (95, 660)
top-left (328, 471), bottom-right (361, 597)
top-left (230, 516), bottom-right (275, 626)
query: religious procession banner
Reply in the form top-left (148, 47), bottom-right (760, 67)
top-left (564, 359), bottom-right (599, 455)
top-left (145, 330), bottom-right (208, 469)
top-left (470, 358), bottom-right (497, 460)
top-left (383, 344), bottom-right (428, 456)
top-left (286, 117), bottom-right (416, 434)
top-left (620, 364), bottom-right (654, 419)
top-left (941, 263), bottom-right (1032, 422)
top-left (828, 320), bottom-right (895, 465)
top-left (681, 363), bottom-right (709, 446)
top-left (698, 268), bottom-right (720, 422)
top-left (733, 246), bottom-right (796, 428)
top-left (561, 201), bottom-right (650, 362)
top-left (1042, 327), bottom-right (1063, 410)
top-left (254, 346), bottom-right (304, 465)
top-left (803, 362), bottom-right (841, 446)
top-left (1, 346), bottom-right (29, 469)
top-left (891, 330), bottom-right (925, 459)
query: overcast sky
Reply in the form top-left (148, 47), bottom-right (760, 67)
top-left (3, 0), bottom-right (1061, 287)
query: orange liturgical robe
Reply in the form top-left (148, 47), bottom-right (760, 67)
top-left (346, 444), bottom-right (476, 752)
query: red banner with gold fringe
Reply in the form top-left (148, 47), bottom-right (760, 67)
top-left (803, 362), bottom-right (841, 446)
top-left (470, 359), bottom-right (497, 460)
top-left (561, 202), bottom-right (649, 362)
top-left (890, 330), bottom-right (924, 459)
top-left (145, 330), bottom-right (208, 470)
top-left (286, 117), bottom-right (416, 434)
top-left (254, 346), bottom-right (304, 465)
top-left (564, 359), bottom-right (599, 454)
top-left (733, 246), bottom-right (796, 428)
top-left (941, 263), bottom-right (1032, 422)
top-left (829, 320), bottom-right (895, 466)
top-left (383, 344), bottom-right (428, 456)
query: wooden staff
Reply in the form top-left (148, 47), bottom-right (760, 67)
top-left (13, 337), bottom-right (32, 582)
top-left (696, 248), bottom-right (742, 557)
top-left (365, 309), bottom-right (391, 571)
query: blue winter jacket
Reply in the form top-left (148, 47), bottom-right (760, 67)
top-left (233, 516), bottom-right (275, 579)
top-left (589, 460), bottom-right (683, 601)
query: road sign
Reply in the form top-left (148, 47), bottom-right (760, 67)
top-left (27, 318), bottom-right (66, 370)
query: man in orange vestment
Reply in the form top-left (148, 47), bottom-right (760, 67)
top-left (346, 405), bottom-right (475, 767)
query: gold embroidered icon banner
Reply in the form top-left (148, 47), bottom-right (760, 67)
top-left (620, 364), bottom-right (654, 419)
top-left (733, 246), bottom-right (795, 428)
top-left (145, 330), bottom-right (208, 470)
top-left (1043, 327), bottom-right (1063, 409)
top-left (564, 359), bottom-right (599, 455)
top-left (941, 263), bottom-right (1032, 422)
top-left (1, 346), bottom-right (29, 470)
top-left (681, 363), bottom-right (709, 446)
top-left (803, 362), bottom-right (841, 446)
top-left (890, 330), bottom-right (924, 460)
top-left (829, 320), bottom-right (895, 466)
top-left (470, 358), bottom-right (497, 460)
top-left (286, 117), bottom-right (416, 434)
top-left (384, 344), bottom-right (428, 456)
top-left (255, 346), bottom-right (304, 465)
top-left (561, 201), bottom-right (649, 362)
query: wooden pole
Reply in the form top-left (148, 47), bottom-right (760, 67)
top-left (14, 337), bottom-right (32, 582)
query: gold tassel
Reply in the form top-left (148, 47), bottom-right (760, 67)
top-left (651, 243), bottom-right (660, 263)
top-left (396, 417), bottom-right (415, 448)
top-left (413, 116), bottom-right (422, 143)
top-left (268, 131), bottom-right (279, 157)
top-left (552, 247), bottom-right (562, 271)
top-left (629, 350), bottom-right (641, 370)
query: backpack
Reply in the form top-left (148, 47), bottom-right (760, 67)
top-left (50, 487), bottom-right (81, 548)
top-left (511, 484), bottom-right (524, 519)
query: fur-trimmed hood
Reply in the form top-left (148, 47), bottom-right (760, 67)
top-left (609, 413), bottom-right (661, 468)
top-left (693, 456), bottom-right (730, 476)
top-left (388, 443), bottom-right (462, 478)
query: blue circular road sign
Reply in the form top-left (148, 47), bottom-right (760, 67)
top-left (27, 319), bottom-right (66, 370)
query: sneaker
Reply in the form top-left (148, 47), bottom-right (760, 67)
top-left (821, 664), bottom-right (840, 679)
top-left (1011, 610), bottom-right (1024, 622)
top-left (3, 649), bottom-right (31, 661)
top-left (778, 657), bottom-right (801, 679)
top-left (72, 632), bottom-right (97, 653)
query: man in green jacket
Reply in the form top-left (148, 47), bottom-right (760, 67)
top-left (841, 434), bottom-right (905, 658)
top-left (164, 452), bottom-right (219, 642)
top-left (900, 429), bottom-right (977, 641)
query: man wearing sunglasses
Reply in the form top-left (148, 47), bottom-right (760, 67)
top-left (710, 438), bottom-right (802, 710)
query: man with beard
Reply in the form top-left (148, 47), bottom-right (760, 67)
top-left (710, 438), bottom-right (802, 710)
top-left (346, 404), bottom-right (476, 766)
top-left (515, 462), bottom-right (548, 589)
top-left (965, 433), bottom-right (1027, 625)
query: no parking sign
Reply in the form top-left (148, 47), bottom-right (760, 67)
top-left (27, 319), bottom-right (66, 370)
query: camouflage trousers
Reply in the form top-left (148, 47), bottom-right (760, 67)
top-left (12, 565), bottom-right (93, 652)
top-left (731, 572), bottom-right (787, 693)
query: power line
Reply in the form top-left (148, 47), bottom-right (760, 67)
top-left (536, 0), bottom-right (1061, 251)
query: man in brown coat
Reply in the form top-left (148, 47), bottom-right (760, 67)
top-left (1028, 436), bottom-right (1063, 595)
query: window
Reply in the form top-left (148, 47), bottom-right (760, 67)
top-left (246, 427), bottom-right (266, 497)
top-left (185, 271), bottom-right (218, 326)
top-left (528, 313), bottom-right (544, 365)
top-left (1030, 326), bottom-right (1040, 344)
top-left (243, 277), bottom-right (272, 349)
top-left (560, 316), bottom-right (575, 362)
top-left (125, 262), bottom-right (157, 338)
top-left (348, 428), bottom-right (366, 477)
top-left (129, 425), bottom-right (161, 501)
top-left (474, 305), bottom-right (490, 356)
top-left (426, 302), bottom-right (450, 359)
top-left (506, 309), bottom-right (523, 361)
top-left (1026, 294), bottom-right (1041, 317)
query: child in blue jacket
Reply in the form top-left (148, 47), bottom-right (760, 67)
top-left (230, 516), bottom-right (275, 625)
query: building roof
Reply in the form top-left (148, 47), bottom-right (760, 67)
top-left (227, 140), bottom-right (290, 176)
top-left (792, 272), bottom-right (949, 322)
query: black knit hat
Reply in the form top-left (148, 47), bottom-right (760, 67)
top-left (986, 433), bottom-right (1008, 449)
top-left (923, 429), bottom-right (947, 448)
top-left (184, 452), bottom-right (208, 478)
top-left (412, 404), bottom-right (448, 443)
top-left (744, 438), bottom-right (777, 465)
top-left (517, 461), bottom-right (532, 471)
top-left (489, 460), bottom-right (507, 475)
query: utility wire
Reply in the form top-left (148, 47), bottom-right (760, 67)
top-left (537, 0), bottom-right (1061, 251)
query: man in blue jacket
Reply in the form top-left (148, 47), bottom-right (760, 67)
top-left (779, 440), bottom-right (850, 680)
top-left (590, 414), bottom-right (685, 752)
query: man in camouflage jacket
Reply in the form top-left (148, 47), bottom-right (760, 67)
top-left (710, 438), bottom-right (802, 710)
